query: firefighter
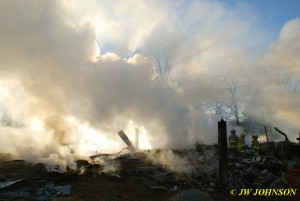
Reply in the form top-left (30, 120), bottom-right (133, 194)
top-left (251, 135), bottom-right (260, 156)
top-left (237, 132), bottom-right (246, 157)
top-left (228, 129), bottom-right (238, 156)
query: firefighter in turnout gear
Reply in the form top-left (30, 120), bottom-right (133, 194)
top-left (228, 129), bottom-right (238, 156)
top-left (237, 132), bottom-right (246, 157)
top-left (251, 135), bottom-right (260, 156)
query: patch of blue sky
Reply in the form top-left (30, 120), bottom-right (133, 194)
top-left (217, 0), bottom-right (300, 38)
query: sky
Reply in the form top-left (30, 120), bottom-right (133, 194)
top-left (220, 0), bottom-right (300, 21)
top-left (220, 0), bottom-right (300, 38)
top-left (0, 0), bottom-right (299, 168)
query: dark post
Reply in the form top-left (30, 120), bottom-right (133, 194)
top-left (218, 119), bottom-right (228, 188)
top-left (297, 129), bottom-right (300, 144)
top-left (264, 126), bottom-right (269, 143)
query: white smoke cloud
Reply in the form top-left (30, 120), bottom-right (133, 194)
top-left (0, 0), bottom-right (299, 169)
top-left (262, 19), bottom-right (300, 77)
top-left (258, 19), bottom-right (300, 138)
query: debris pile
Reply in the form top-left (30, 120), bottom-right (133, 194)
top-left (0, 160), bottom-right (75, 200)
top-left (86, 147), bottom-right (296, 194)
top-left (227, 155), bottom-right (290, 189)
top-left (0, 129), bottom-right (299, 200)
top-left (0, 146), bottom-right (298, 200)
top-left (82, 146), bottom-right (220, 192)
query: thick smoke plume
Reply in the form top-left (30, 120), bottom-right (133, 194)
top-left (0, 1), bottom-right (299, 169)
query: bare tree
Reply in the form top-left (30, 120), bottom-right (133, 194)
top-left (205, 65), bottom-right (299, 126)
top-left (0, 111), bottom-right (23, 127)
top-left (280, 71), bottom-right (300, 93)
top-left (146, 40), bottom-right (186, 88)
top-left (258, 65), bottom-right (300, 93)
top-left (202, 100), bottom-right (227, 120)
top-left (223, 80), bottom-right (242, 125)
top-left (150, 45), bottom-right (175, 81)
top-left (203, 78), bottom-right (246, 125)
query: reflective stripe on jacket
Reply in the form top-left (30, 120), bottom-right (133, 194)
top-left (237, 138), bottom-right (245, 153)
top-left (228, 134), bottom-right (238, 148)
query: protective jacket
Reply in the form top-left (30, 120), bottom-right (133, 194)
top-left (228, 134), bottom-right (238, 149)
top-left (252, 140), bottom-right (259, 155)
top-left (237, 137), bottom-right (246, 153)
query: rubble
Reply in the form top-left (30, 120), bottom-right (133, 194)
top-left (0, 125), bottom-right (299, 200)
top-left (0, 145), bottom-right (298, 200)
top-left (260, 127), bottom-right (300, 163)
top-left (0, 179), bottom-right (23, 189)
top-left (227, 155), bottom-right (291, 189)
top-left (0, 160), bottom-right (74, 200)
top-left (0, 180), bottom-right (71, 200)
top-left (86, 145), bottom-right (295, 196)
top-left (85, 148), bottom-right (221, 193)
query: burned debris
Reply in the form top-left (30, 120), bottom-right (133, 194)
top-left (260, 127), bottom-right (300, 166)
top-left (223, 124), bottom-right (300, 200)
top-left (117, 130), bottom-right (136, 152)
top-left (0, 124), bottom-right (299, 201)
top-left (0, 160), bottom-right (74, 200)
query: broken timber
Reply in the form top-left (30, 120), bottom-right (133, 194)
top-left (264, 126), bottom-right (269, 143)
top-left (274, 127), bottom-right (289, 142)
top-left (117, 130), bottom-right (136, 152)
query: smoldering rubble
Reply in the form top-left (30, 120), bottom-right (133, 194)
top-left (0, 134), bottom-right (298, 200)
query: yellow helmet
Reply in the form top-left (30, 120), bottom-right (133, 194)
top-left (240, 132), bottom-right (246, 137)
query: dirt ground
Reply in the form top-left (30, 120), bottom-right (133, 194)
top-left (56, 174), bottom-right (170, 201)
top-left (57, 175), bottom-right (286, 201)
